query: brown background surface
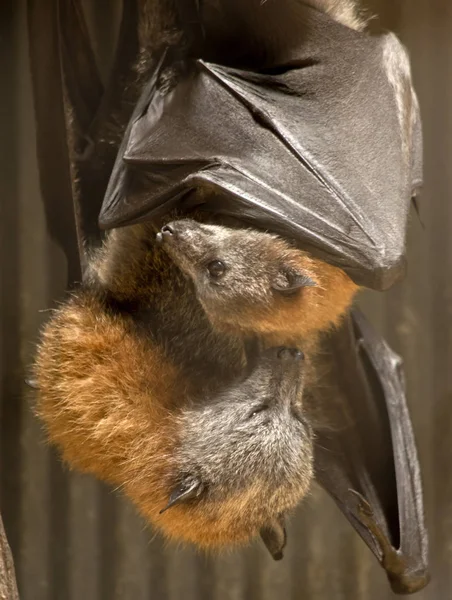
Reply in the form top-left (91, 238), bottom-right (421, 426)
top-left (1, 0), bottom-right (451, 598)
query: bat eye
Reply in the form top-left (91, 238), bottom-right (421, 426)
top-left (291, 405), bottom-right (305, 424)
top-left (207, 260), bottom-right (226, 278)
top-left (248, 404), bottom-right (270, 419)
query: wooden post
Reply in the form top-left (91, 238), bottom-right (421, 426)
top-left (0, 514), bottom-right (19, 600)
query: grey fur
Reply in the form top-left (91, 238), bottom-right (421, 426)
top-left (305, 0), bottom-right (365, 30)
top-left (175, 347), bottom-right (312, 503)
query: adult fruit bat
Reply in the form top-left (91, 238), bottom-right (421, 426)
top-left (35, 221), bottom-right (319, 554)
top-left (27, 0), bottom-right (428, 594)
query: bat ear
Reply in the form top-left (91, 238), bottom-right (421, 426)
top-left (159, 476), bottom-right (204, 514)
top-left (260, 515), bottom-right (287, 560)
top-left (271, 267), bottom-right (316, 297)
top-left (25, 377), bottom-right (39, 390)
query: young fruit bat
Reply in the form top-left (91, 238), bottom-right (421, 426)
top-left (36, 221), bottom-right (352, 556)
top-left (156, 218), bottom-right (358, 345)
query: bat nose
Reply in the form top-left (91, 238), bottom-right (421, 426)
top-left (277, 347), bottom-right (304, 361)
top-left (262, 346), bottom-right (305, 362)
top-left (156, 224), bottom-right (176, 245)
top-left (260, 347), bottom-right (305, 395)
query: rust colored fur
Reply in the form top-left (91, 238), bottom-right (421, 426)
top-left (217, 251), bottom-right (358, 346)
top-left (35, 292), bottom-right (181, 491)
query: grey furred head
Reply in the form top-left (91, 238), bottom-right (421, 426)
top-left (166, 345), bottom-right (313, 558)
top-left (156, 219), bottom-right (316, 330)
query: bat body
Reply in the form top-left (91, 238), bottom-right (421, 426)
top-left (35, 220), bottom-right (336, 554)
top-left (30, 0), bottom-right (429, 593)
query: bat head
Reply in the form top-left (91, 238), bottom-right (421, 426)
top-left (157, 219), bottom-right (358, 343)
top-left (158, 344), bottom-right (313, 556)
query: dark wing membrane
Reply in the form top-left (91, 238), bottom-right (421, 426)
top-left (100, 10), bottom-right (422, 290)
top-left (28, 0), bottom-right (150, 282)
top-left (311, 309), bottom-right (429, 595)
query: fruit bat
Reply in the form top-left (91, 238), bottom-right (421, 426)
top-left (97, 6), bottom-right (428, 593)
top-left (27, 0), bottom-right (428, 594)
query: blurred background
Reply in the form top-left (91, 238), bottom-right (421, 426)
top-left (0, 0), bottom-right (450, 598)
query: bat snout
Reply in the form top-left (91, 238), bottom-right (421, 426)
top-left (156, 220), bottom-right (203, 248)
top-left (161, 224), bottom-right (174, 236)
top-left (259, 347), bottom-right (305, 387)
top-left (263, 346), bottom-right (305, 362)
top-left (156, 224), bottom-right (176, 245)
top-left (278, 347), bottom-right (304, 361)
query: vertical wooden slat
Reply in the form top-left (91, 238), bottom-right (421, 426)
top-left (416, 2), bottom-right (452, 598)
top-left (0, 515), bottom-right (19, 600)
top-left (0, 2), bottom-right (27, 597)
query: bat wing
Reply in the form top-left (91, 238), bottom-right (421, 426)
top-left (311, 309), bottom-right (429, 594)
top-left (28, 0), bottom-right (147, 281)
top-left (100, 9), bottom-right (422, 290)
